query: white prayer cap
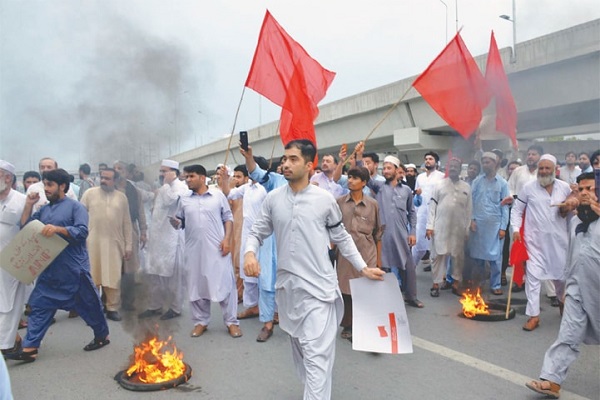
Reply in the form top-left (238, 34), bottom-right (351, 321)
top-left (405, 163), bottom-right (417, 170)
top-left (481, 152), bottom-right (498, 162)
top-left (215, 163), bottom-right (224, 170)
top-left (539, 154), bottom-right (557, 165)
top-left (161, 159), bottom-right (179, 170)
top-left (0, 160), bottom-right (15, 175)
top-left (383, 155), bottom-right (400, 168)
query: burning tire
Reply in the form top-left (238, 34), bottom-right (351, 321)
top-left (116, 362), bottom-right (192, 391)
top-left (459, 303), bottom-right (516, 321)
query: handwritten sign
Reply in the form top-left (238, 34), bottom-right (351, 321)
top-left (0, 220), bottom-right (68, 284)
top-left (349, 273), bottom-right (413, 354)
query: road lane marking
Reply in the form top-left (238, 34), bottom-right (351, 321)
top-left (412, 336), bottom-right (591, 400)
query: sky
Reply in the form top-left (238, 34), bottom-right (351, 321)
top-left (1, 0), bottom-right (599, 172)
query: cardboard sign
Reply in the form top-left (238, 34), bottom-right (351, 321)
top-left (0, 220), bottom-right (68, 284)
top-left (349, 273), bottom-right (413, 354)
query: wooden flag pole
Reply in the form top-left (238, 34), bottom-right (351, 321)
top-left (505, 266), bottom-right (515, 319)
top-left (223, 86), bottom-right (247, 167)
top-left (342, 83), bottom-right (415, 165)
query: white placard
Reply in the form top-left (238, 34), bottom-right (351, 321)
top-left (0, 220), bottom-right (68, 284)
top-left (349, 273), bottom-right (413, 354)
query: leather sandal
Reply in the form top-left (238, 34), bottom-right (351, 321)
top-left (228, 324), bottom-right (243, 338)
top-left (523, 316), bottom-right (540, 331)
top-left (4, 348), bottom-right (38, 363)
top-left (340, 327), bottom-right (353, 339)
top-left (84, 337), bottom-right (110, 351)
top-left (525, 379), bottom-right (560, 399)
top-left (430, 286), bottom-right (440, 298)
top-left (237, 307), bottom-right (259, 320)
top-left (191, 324), bottom-right (207, 337)
top-left (405, 298), bottom-right (424, 308)
top-left (256, 326), bottom-right (273, 342)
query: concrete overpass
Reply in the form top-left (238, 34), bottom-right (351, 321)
top-left (153, 18), bottom-right (600, 173)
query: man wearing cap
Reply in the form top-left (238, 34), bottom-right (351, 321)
top-left (139, 160), bottom-right (189, 321)
top-left (404, 163), bottom-right (418, 191)
top-left (356, 144), bottom-right (421, 307)
top-left (412, 152), bottom-right (444, 272)
top-left (81, 168), bottom-right (133, 321)
top-left (0, 161), bottom-right (29, 356)
top-left (426, 158), bottom-right (472, 297)
top-left (511, 154), bottom-right (574, 331)
top-left (468, 152), bottom-right (509, 295)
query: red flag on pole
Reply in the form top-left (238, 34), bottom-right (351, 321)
top-left (412, 32), bottom-right (491, 139)
top-left (245, 10), bottom-right (336, 146)
top-left (509, 219), bottom-right (528, 287)
top-left (485, 32), bottom-right (518, 149)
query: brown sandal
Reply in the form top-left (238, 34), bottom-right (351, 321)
top-left (525, 379), bottom-right (560, 399)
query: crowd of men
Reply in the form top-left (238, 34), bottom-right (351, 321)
top-left (0, 144), bottom-right (598, 400)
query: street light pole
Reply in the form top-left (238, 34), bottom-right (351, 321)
top-left (500, 0), bottom-right (517, 63)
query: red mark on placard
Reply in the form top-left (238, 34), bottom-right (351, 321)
top-left (378, 326), bottom-right (388, 337)
top-left (389, 313), bottom-right (398, 354)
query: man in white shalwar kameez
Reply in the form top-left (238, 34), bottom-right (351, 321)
top-left (172, 164), bottom-right (242, 339)
top-left (139, 160), bottom-right (188, 320)
top-left (0, 161), bottom-right (29, 354)
top-left (244, 140), bottom-right (385, 400)
top-left (426, 158), bottom-right (472, 296)
top-left (412, 152), bottom-right (444, 270)
top-left (526, 172), bottom-right (600, 399)
top-left (511, 154), bottom-right (573, 331)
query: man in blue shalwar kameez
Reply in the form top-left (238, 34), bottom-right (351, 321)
top-left (5, 169), bottom-right (109, 363)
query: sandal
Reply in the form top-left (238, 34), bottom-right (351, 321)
top-left (440, 281), bottom-right (453, 290)
top-left (430, 286), bottom-right (440, 298)
top-left (84, 337), bottom-right (110, 351)
top-left (340, 327), bottom-right (352, 339)
top-left (405, 299), bottom-right (425, 308)
top-left (525, 379), bottom-right (560, 399)
top-left (4, 348), bottom-right (37, 363)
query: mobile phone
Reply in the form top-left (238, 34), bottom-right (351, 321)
top-left (239, 131), bottom-right (249, 151)
top-left (595, 168), bottom-right (600, 200)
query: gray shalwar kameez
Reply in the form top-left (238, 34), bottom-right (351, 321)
top-left (246, 184), bottom-right (366, 400)
top-left (539, 217), bottom-right (600, 384)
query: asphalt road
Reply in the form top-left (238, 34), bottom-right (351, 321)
top-left (6, 266), bottom-right (599, 400)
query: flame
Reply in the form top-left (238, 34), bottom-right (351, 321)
top-left (125, 336), bottom-right (185, 384)
top-left (459, 288), bottom-right (490, 318)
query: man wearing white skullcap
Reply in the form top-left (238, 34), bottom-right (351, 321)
top-left (139, 159), bottom-right (189, 320)
top-left (0, 161), bottom-right (29, 356)
top-left (511, 154), bottom-right (574, 331)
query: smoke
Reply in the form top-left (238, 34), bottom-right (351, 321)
top-left (71, 15), bottom-right (196, 167)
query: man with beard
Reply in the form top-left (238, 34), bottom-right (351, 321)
top-left (412, 152), bottom-right (444, 273)
top-left (81, 168), bottom-right (132, 321)
top-left (22, 171), bottom-right (41, 192)
top-left (78, 163), bottom-right (95, 200)
top-left (357, 144), bottom-right (420, 307)
top-left (468, 153), bottom-right (509, 295)
top-left (172, 165), bottom-right (242, 339)
top-left (6, 169), bottom-right (109, 362)
top-left (26, 157), bottom-right (77, 214)
top-left (139, 160), bottom-right (188, 321)
top-left (113, 161), bottom-right (147, 312)
top-left (426, 158), bottom-right (472, 297)
top-left (511, 155), bottom-right (573, 331)
top-left (244, 140), bottom-right (383, 400)
top-left (464, 160), bottom-right (481, 186)
top-left (505, 144), bottom-right (544, 203)
top-left (404, 163), bottom-right (418, 192)
top-left (526, 172), bottom-right (599, 398)
top-left (0, 161), bottom-right (28, 356)
top-left (310, 154), bottom-right (345, 197)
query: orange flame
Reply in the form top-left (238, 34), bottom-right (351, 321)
top-left (125, 336), bottom-right (185, 384)
top-left (459, 288), bottom-right (490, 318)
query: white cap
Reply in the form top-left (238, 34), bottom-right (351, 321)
top-left (383, 155), bottom-right (400, 168)
top-left (0, 160), bottom-right (15, 175)
top-left (161, 159), bottom-right (179, 170)
top-left (405, 163), bottom-right (417, 170)
top-left (481, 152), bottom-right (498, 162)
top-left (539, 154), bottom-right (557, 165)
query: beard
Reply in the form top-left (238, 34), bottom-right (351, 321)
top-left (425, 163), bottom-right (435, 171)
top-left (0, 179), bottom-right (7, 192)
top-left (577, 204), bottom-right (599, 225)
top-left (405, 175), bottom-right (416, 190)
top-left (159, 175), bottom-right (164, 185)
top-left (537, 174), bottom-right (555, 187)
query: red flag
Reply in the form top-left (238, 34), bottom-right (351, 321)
top-left (485, 32), bottom-right (518, 149)
top-left (509, 218), bottom-right (528, 287)
top-left (245, 10), bottom-right (336, 146)
top-left (413, 32), bottom-right (491, 139)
